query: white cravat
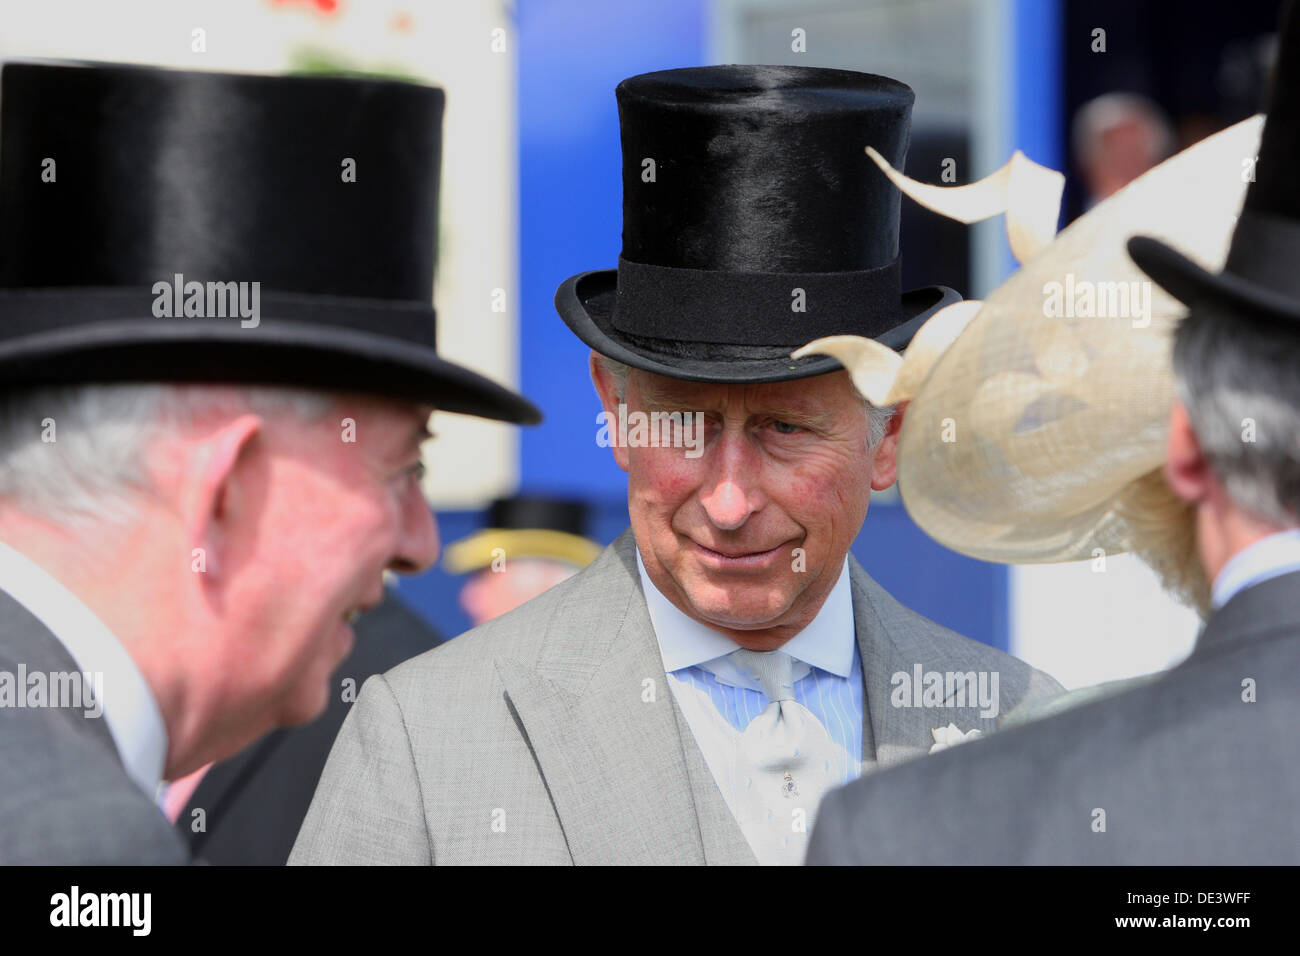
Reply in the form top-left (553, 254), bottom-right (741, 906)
top-left (697, 648), bottom-right (842, 865)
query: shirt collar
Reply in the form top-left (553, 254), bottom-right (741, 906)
top-left (0, 540), bottom-right (168, 796)
top-left (1212, 528), bottom-right (1300, 610)
top-left (635, 547), bottom-right (855, 679)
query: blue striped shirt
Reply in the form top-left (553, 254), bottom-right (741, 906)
top-left (636, 550), bottom-right (864, 787)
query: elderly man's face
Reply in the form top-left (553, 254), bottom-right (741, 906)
top-left (595, 365), bottom-right (899, 648)
top-left (218, 394), bottom-right (439, 728)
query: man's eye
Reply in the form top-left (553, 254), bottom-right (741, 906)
top-left (407, 460), bottom-right (427, 481)
top-left (770, 420), bottom-right (802, 435)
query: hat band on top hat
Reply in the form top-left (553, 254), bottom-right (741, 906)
top-left (0, 287), bottom-right (437, 346)
top-left (611, 256), bottom-right (903, 346)
top-left (1223, 208), bottom-right (1300, 299)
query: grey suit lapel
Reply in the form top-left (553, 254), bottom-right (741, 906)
top-left (500, 538), bottom-right (939, 862)
top-left (495, 530), bottom-right (709, 864)
top-left (850, 559), bottom-right (939, 770)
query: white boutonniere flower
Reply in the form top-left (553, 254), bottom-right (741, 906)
top-left (929, 722), bottom-right (983, 754)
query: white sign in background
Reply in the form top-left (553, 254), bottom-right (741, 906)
top-left (0, 0), bottom-right (521, 509)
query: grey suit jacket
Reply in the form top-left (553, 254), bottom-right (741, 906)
top-left (0, 589), bottom-right (188, 864)
top-left (806, 569), bottom-right (1300, 865)
top-left (291, 529), bottom-right (1062, 865)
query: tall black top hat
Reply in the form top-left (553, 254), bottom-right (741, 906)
top-left (555, 65), bottom-right (961, 384)
top-left (1129, 1), bottom-right (1300, 327)
top-left (0, 61), bottom-right (540, 423)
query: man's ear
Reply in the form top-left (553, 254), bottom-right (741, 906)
top-left (869, 400), bottom-right (907, 491)
top-left (589, 353), bottom-right (630, 472)
top-left (186, 414), bottom-right (264, 577)
top-left (1165, 400), bottom-right (1212, 505)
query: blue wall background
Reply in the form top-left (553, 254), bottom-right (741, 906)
top-left (516, 0), bottom-right (708, 498)
top-left (391, 0), bottom-right (1067, 652)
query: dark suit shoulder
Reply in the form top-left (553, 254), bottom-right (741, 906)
top-left (809, 627), bottom-right (1300, 864)
top-left (6, 786), bottom-right (188, 865)
top-left (0, 596), bottom-right (185, 863)
top-left (0, 700), bottom-right (186, 864)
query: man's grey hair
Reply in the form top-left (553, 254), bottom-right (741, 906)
top-left (0, 382), bottom-right (334, 528)
top-left (593, 353), bottom-right (896, 451)
top-left (1173, 305), bottom-right (1300, 527)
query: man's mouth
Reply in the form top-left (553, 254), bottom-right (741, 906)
top-left (688, 539), bottom-right (789, 568)
top-left (341, 596), bottom-right (383, 625)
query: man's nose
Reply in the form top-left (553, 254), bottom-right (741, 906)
top-left (698, 431), bottom-right (763, 530)
top-left (391, 493), bottom-right (440, 575)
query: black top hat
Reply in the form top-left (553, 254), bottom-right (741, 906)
top-left (555, 65), bottom-right (961, 384)
top-left (1129, 1), bottom-right (1300, 327)
top-left (443, 494), bottom-right (601, 573)
top-left (0, 61), bottom-right (540, 423)
top-left (483, 494), bottom-right (592, 536)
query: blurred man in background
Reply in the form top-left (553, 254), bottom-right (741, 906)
top-left (1073, 92), bottom-right (1174, 207)
top-left (445, 495), bottom-right (601, 627)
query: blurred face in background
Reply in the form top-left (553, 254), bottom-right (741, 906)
top-left (459, 557), bottom-right (581, 627)
top-left (1073, 94), bottom-right (1172, 204)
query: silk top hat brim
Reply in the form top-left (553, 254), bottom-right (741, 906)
top-left (556, 65), bottom-right (961, 384)
top-left (1128, 220), bottom-right (1300, 325)
top-left (557, 269), bottom-right (959, 384)
top-left (0, 287), bottom-right (541, 422)
top-left (0, 62), bottom-right (540, 425)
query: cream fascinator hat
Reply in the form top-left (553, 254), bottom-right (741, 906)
top-left (795, 116), bottom-right (1265, 614)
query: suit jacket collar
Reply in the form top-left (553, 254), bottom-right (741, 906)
top-left (1195, 568), bottom-right (1300, 659)
top-left (848, 557), bottom-right (949, 770)
top-left (0, 542), bottom-right (166, 795)
top-left (495, 530), bottom-right (946, 863)
top-left (0, 585), bottom-right (120, 759)
top-left (1210, 528), bottom-right (1300, 610)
